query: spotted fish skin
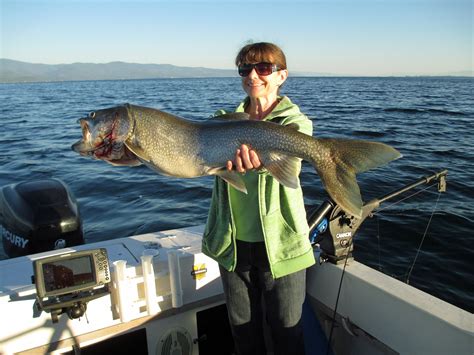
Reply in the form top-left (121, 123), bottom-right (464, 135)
top-left (72, 104), bottom-right (401, 218)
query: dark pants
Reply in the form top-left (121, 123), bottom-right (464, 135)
top-left (219, 240), bottom-right (306, 355)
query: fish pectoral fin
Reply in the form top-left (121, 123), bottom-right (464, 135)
top-left (124, 141), bottom-right (152, 163)
top-left (210, 168), bottom-right (248, 194)
top-left (106, 158), bottom-right (142, 167)
top-left (259, 152), bottom-right (301, 189)
top-left (106, 146), bottom-right (143, 166)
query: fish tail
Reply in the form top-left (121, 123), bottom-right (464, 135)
top-left (310, 138), bottom-right (402, 218)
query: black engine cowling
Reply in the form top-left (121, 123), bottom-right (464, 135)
top-left (0, 179), bottom-right (84, 258)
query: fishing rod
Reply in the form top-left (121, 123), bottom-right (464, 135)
top-left (307, 169), bottom-right (448, 264)
top-left (308, 169), bottom-right (448, 355)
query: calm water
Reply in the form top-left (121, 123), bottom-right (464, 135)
top-left (0, 77), bottom-right (473, 312)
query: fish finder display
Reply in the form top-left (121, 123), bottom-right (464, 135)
top-left (33, 248), bottom-right (111, 322)
top-left (34, 248), bottom-right (110, 299)
top-left (43, 256), bottom-right (94, 292)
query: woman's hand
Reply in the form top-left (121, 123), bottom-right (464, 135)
top-left (226, 144), bottom-right (261, 173)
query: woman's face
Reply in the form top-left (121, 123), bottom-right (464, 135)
top-left (241, 63), bottom-right (288, 100)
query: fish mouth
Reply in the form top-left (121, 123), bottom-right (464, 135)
top-left (71, 139), bottom-right (109, 156)
top-left (71, 117), bottom-right (111, 157)
top-left (71, 118), bottom-right (93, 155)
top-left (71, 140), bottom-right (89, 155)
top-left (71, 108), bottom-right (131, 161)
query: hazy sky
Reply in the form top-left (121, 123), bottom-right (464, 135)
top-left (1, 0), bottom-right (472, 76)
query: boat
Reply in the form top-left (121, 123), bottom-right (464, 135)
top-left (0, 170), bottom-right (472, 355)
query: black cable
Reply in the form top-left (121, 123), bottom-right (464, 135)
top-left (326, 239), bottom-right (353, 355)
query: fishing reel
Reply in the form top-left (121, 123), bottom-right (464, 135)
top-left (308, 200), bottom-right (367, 264)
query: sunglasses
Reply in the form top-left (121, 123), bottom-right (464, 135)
top-left (238, 62), bottom-right (280, 77)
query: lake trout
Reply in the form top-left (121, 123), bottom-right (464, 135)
top-left (71, 104), bottom-right (401, 218)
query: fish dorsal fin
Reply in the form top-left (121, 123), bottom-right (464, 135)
top-left (125, 140), bottom-right (152, 163)
top-left (259, 152), bottom-right (301, 189)
top-left (208, 168), bottom-right (248, 194)
top-left (285, 123), bottom-right (300, 131)
top-left (212, 113), bottom-right (250, 121)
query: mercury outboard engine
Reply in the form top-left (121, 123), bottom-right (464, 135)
top-left (0, 179), bottom-right (84, 258)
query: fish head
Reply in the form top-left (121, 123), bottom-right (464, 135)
top-left (71, 105), bottom-right (133, 161)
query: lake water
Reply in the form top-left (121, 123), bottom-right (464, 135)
top-left (0, 76), bottom-right (472, 312)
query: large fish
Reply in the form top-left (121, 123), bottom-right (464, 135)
top-left (71, 104), bottom-right (401, 218)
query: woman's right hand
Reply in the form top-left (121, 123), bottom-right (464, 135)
top-left (226, 144), bottom-right (261, 173)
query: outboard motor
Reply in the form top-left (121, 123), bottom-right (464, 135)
top-left (0, 179), bottom-right (84, 258)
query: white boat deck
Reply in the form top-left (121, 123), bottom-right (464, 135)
top-left (0, 225), bottom-right (472, 355)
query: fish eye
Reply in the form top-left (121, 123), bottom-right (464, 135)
top-left (89, 112), bottom-right (96, 119)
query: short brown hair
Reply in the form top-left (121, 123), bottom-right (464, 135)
top-left (235, 42), bottom-right (287, 70)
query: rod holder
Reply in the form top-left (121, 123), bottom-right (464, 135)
top-left (168, 250), bottom-right (183, 308)
top-left (113, 260), bottom-right (133, 322)
top-left (141, 255), bottom-right (160, 315)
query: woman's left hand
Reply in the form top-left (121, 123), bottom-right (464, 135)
top-left (226, 144), bottom-right (261, 173)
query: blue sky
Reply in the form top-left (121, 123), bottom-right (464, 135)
top-left (1, 0), bottom-right (472, 75)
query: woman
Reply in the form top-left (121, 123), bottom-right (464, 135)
top-left (202, 42), bottom-right (314, 355)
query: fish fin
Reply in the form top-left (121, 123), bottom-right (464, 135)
top-left (210, 168), bottom-right (248, 194)
top-left (313, 139), bottom-right (402, 218)
top-left (328, 139), bottom-right (402, 174)
top-left (259, 152), bottom-right (301, 189)
top-left (106, 146), bottom-right (143, 166)
top-left (106, 158), bottom-right (142, 167)
top-left (286, 123), bottom-right (300, 131)
top-left (125, 141), bottom-right (152, 163)
top-left (212, 113), bottom-right (250, 121)
top-left (317, 164), bottom-right (363, 218)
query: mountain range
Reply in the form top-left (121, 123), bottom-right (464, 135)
top-left (0, 59), bottom-right (472, 83)
top-left (0, 59), bottom-right (239, 83)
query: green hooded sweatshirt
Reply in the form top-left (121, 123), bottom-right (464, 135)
top-left (202, 96), bottom-right (315, 278)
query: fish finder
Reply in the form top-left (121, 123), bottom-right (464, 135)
top-left (33, 248), bottom-right (111, 323)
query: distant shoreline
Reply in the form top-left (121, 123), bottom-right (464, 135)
top-left (1, 76), bottom-right (473, 85)
top-left (1, 59), bottom-right (472, 84)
